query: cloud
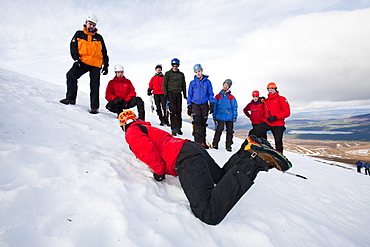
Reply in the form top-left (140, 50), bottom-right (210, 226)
top-left (211, 8), bottom-right (370, 110)
top-left (0, 0), bottom-right (370, 111)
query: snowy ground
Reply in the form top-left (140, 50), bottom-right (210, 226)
top-left (1, 67), bottom-right (370, 247)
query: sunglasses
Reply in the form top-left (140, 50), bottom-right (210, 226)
top-left (172, 65), bottom-right (179, 67)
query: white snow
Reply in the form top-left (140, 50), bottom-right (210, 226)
top-left (1, 67), bottom-right (370, 247)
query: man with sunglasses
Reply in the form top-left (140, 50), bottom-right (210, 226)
top-left (163, 58), bottom-right (187, 136)
top-left (60, 14), bottom-right (109, 114)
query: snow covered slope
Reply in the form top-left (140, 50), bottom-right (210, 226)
top-left (1, 68), bottom-right (369, 247)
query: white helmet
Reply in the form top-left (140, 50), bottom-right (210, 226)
top-left (114, 64), bottom-right (124, 72)
top-left (86, 14), bottom-right (98, 24)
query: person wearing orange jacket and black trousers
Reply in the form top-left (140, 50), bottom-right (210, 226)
top-left (249, 82), bottom-right (290, 153)
top-left (147, 64), bottom-right (169, 126)
top-left (243, 90), bottom-right (265, 128)
top-left (105, 64), bottom-right (145, 120)
top-left (118, 110), bottom-right (292, 225)
top-left (60, 14), bottom-right (109, 114)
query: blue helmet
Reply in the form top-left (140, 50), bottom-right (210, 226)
top-left (193, 64), bottom-right (203, 71)
top-left (171, 58), bottom-right (180, 65)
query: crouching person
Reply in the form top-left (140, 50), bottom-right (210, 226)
top-left (105, 64), bottom-right (145, 120)
top-left (118, 110), bottom-right (292, 225)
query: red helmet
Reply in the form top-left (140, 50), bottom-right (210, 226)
top-left (252, 90), bottom-right (259, 97)
top-left (267, 82), bottom-right (277, 89)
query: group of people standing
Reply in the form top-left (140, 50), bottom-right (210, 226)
top-left (59, 13), bottom-right (291, 154)
top-left (356, 160), bottom-right (370, 175)
top-left (58, 14), bottom-right (293, 225)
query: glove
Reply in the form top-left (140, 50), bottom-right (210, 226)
top-left (114, 98), bottom-right (123, 104)
top-left (260, 96), bottom-right (265, 103)
top-left (101, 65), bottom-right (109, 75)
top-left (147, 89), bottom-right (152, 96)
top-left (187, 105), bottom-right (192, 116)
top-left (213, 117), bottom-right (216, 122)
top-left (233, 119), bottom-right (237, 123)
top-left (184, 95), bottom-right (187, 100)
top-left (153, 173), bottom-right (165, 182)
top-left (209, 103), bottom-right (214, 114)
top-left (268, 116), bottom-right (277, 122)
top-left (73, 60), bottom-right (82, 68)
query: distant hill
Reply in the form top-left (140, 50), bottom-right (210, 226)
top-left (285, 113), bottom-right (370, 141)
top-left (189, 109), bottom-right (370, 141)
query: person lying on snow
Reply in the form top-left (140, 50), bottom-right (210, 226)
top-left (118, 110), bottom-right (292, 225)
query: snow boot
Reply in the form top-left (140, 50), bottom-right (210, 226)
top-left (60, 99), bottom-right (76, 105)
top-left (243, 135), bottom-right (292, 172)
top-left (89, 108), bottom-right (99, 114)
top-left (172, 129), bottom-right (177, 136)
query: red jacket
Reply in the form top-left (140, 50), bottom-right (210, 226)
top-left (105, 76), bottom-right (136, 102)
top-left (263, 91), bottom-right (290, 126)
top-left (125, 121), bottom-right (190, 176)
top-left (148, 74), bottom-right (164, 94)
top-left (243, 99), bottom-right (264, 125)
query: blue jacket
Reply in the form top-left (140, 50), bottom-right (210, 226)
top-left (356, 161), bottom-right (363, 167)
top-left (364, 163), bottom-right (370, 168)
top-left (187, 75), bottom-right (214, 105)
top-left (213, 89), bottom-right (238, 121)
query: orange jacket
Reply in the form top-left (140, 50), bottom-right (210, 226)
top-left (70, 26), bottom-right (109, 68)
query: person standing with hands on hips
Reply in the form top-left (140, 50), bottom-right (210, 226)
top-left (187, 64), bottom-right (214, 149)
top-left (212, 79), bottom-right (238, 152)
top-left (60, 14), bottom-right (109, 114)
top-left (163, 58), bottom-right (187, 136)
top-left (249, 82), bottom-right (290, 153)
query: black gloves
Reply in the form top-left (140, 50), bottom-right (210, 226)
top-left (260, 96), bottom-right (265, 103)
top-left (209, 103), bottom-right (214, 114)
top-left (101, 65), bottom-right (109, 75)
top-left (268, 116), bottom-right (277, 122)
top-left (147, 89), bottom-right (152, 96)
top-left (233, 119), bottom-right (237, 123)
top-left (74, 60), bottom-right (82, 68)
top-left (187, 105), bottom-right (192, 116)
top-left (114, 98), bottom-right (123, 104)
top-left (153, 173), bottom-right (165, 182)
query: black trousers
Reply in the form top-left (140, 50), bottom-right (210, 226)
top-left (106, 97), bottom-right (145, 120)
top-left (168, 91), bottom-right (183, 130)
top-left (213, 120), bottom-right (234, 148)
top-left (66, 64), bottom-right (101, 109)
top-left (154, 94), bottom-right (168, 123)
top-left (191, 103), bottom-right (209, 143)
top-left (176, 142), bottom-right (254, 225)
top-left (249, 122), bottom-right (286, 153)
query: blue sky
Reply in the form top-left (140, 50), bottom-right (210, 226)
top-left (1, 0), bottom-right (370, 111)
